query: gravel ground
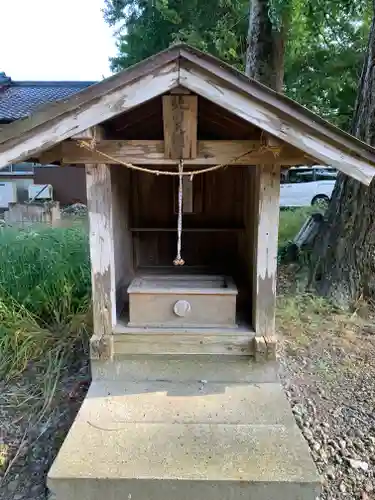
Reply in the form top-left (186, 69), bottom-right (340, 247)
top-left (280, 331), bottom-right (375, 500)
top-left (278, 265), bottom-right (375, 499)
top-left (1, 275), bottom-right (375, 499)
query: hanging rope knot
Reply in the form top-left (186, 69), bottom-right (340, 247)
top-left (270, 146), bottom-right (281, 157)
top-left (173, 258), bottom-right (185, 266)
top-left (259, 131), bottom-right (281, 158)
top-left (173, 159), bottom-right (185, 266)
top-left (90, 128), bottom-right (98, 150)
top-left (78, 139), bottom-right (96, 151)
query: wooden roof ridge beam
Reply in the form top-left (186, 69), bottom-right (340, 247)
top-left (39, 139), bottom-right (310, 166)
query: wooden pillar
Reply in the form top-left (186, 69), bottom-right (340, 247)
top-left (252, 163), bottom-right (280, 361)
top-left (85, 127), bottom-right (116, 360)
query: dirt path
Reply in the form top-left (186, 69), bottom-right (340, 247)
top-left (0, 359), bottom-right (89, 500)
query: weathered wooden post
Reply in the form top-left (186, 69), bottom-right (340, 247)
top-left (252, 163), bottom-right (280, 360)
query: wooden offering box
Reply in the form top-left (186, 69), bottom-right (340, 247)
top-left (127, 274), bottom-right (238, 328)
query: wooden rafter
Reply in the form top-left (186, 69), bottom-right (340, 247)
top-left (38, 139), bottom-right (312, 166)
top-left (0, 60), bottom-right (179, 168)
top-left (179, 63), bottom-right (374, 184)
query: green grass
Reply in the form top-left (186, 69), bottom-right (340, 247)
top-left (0, 224), bottom-right (91, 380)
top-left (278, 207), bottom-right (315, 248)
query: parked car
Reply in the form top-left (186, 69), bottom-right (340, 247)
top-left (280, 166), bottom-right (337, 208)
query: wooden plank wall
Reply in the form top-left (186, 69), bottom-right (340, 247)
top-left (131, 167), bottom-right (245, 229)
top-left (240, 167), bottom-right (256, 323)
top-left (111, 167), bottom-right (134, 312)
top-left (130, 166), bottom-right (253, 316)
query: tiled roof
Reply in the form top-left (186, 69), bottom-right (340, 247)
top-left (0, 80), bottom-right (96, 121)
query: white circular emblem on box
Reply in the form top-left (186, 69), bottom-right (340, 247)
top-left (173, 300), bottom-right (191, 317)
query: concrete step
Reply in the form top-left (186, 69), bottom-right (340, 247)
top-left (48, 379), bottom-right (320, 500)
top-left (91, 355), bottom-right (279, 383)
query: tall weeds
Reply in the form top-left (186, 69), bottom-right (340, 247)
top-left (0, 225), bottom-right (91, 380)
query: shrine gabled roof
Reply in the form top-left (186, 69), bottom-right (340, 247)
top-left (1, 44), bottom-right (375, 185)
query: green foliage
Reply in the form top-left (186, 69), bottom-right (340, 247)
top-left (0, 225), bottom-right (91, 380)
top-left (104, 0), bottom-right (248, 71)
top-left (285, 0), bottom-right (371, 129)
top-left (104, 0), bottom-right (372, 131)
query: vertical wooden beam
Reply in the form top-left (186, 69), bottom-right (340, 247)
top-left (252, 163), bottom-right (281, 361)
top-left (162, 95), bottom-right (198, 159)
top-left (85, 126), bottom-right (116, 360)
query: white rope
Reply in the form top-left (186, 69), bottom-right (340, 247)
top-left (173, 159), bottom-right (185, 266)
top-left (77, 140), bottom-right (281, 177)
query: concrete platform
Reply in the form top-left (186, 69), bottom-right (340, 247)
top-left (91, 356), bottom-right (279, 383)
top-left (48, 374), bottom-right (320, 500)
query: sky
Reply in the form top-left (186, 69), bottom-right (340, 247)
top-left (0, 0), bottom-right (117, 81)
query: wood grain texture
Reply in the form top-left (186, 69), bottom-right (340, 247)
top-left (252, 164), bottom-right (280, 342)
top-left (264, 335), bottom-right (277, 360)
top-left (111, 166), bottom-right (134, 311)
top-left (162, 95), bottom-right (197, 159)
top-left (0, 61), bottom-right (179, 168)
top-left (131, 167), bottom-right (247, 276)
top-left (180, 46), bottom-right (375, 165)
top-left (128, 293), bottom-right (237, 328)
top-left (179, 65), bottom-right (375, 185)
top-left (253, 335), bottom-right (277, 361)
top-left (253, 336), bottom-right (267, 361)
top-left (71, 128), bottom-right (97, 140)
top-left (112, 332), bottom-right (255, 356)
top-left (52, 139), bottom-right (305, 166)
top-left (2, 44), bottom-right (375, 184)
top-left (85, 127), bottom-right (115, 360)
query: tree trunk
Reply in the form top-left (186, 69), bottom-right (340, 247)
top-left (311, 7), bottom-right (375, 307)
top-left (245, 0), bottom-right (285, 92)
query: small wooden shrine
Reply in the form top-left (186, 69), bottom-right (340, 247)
top-left (1, 45), bottom-right (375, 500)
